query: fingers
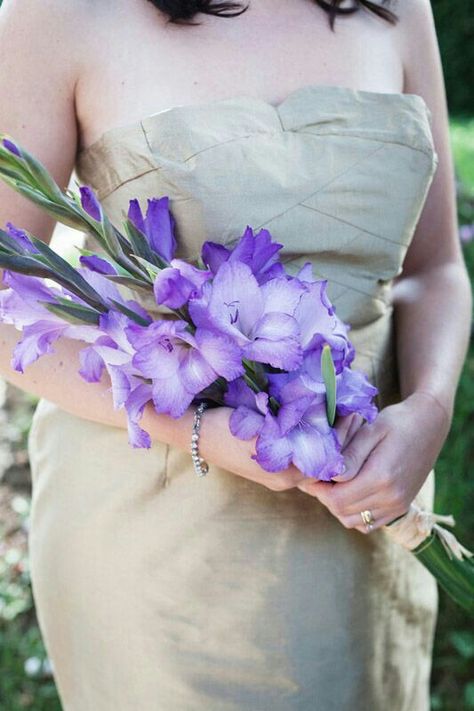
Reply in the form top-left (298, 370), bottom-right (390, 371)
top-left (331, 420), bottom-right (385, 482)
top-left (333, 413), bottom-right (364, 449)
top-left (340, 509), bottom-right (399, 533)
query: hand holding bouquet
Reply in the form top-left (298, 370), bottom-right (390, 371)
top-left (0, 135), bottom-right (472, 613)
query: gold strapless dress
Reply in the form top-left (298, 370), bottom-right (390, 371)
top-left (27, 84), bottom-right (439, 711)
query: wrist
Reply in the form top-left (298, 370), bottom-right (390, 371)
top-left (406, 390), bottom-right (453, 431)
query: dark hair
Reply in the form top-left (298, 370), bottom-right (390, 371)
top-left (146, 0), bottom-right (398, 28)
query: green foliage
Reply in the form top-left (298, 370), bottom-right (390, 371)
top-left (429, 114), bottom-right (474, 710)
top-left (431, 0), bottom-right (474, 116)
top-left (0, 497), bottom-right (61, 708)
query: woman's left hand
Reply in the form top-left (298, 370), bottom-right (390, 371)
top-left (297, 392), bottom-right (451, 534)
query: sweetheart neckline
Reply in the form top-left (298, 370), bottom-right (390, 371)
top-left (77, 82), bottom-right (431, 161)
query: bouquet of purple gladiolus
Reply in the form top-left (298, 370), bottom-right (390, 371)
top-left (0, 135), bottom-right (472, 612)
top-left (0, 136), bottom-right (378, 479)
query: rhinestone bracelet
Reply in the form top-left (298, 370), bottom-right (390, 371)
top-left (191, 402), bottom-right (209, 477)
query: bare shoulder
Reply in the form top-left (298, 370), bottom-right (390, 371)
top-left (0, 0), bottom-right (98, 82)
top-left (0, 0), bottom-right (99, 239)
top-left (385, 0), bottom-right (446, 114)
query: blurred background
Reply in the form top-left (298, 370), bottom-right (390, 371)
top-left (0, 0), bottom-right (473, 709)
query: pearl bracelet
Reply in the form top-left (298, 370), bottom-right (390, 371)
top-left (191, 402), bottom-right (209, 477)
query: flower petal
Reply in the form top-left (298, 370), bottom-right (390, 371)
top-left (79, 186), bottom-right (102, 222)
top-left (124, 383), bottom-right (153, 448)
top-left (11, 320), bottom-right (65, 372)
top-left (229, 405), bottom-right (264, 440)
top-left (336, 367), bottom-right (378, 423)
top-left (194, 329), bottom-right (244, 381)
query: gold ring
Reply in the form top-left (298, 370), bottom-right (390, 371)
top-left (360, 510), bottom-right (375, 530)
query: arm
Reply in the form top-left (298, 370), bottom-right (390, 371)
top-left (391, 0), bottom-right (471, 421)
top-left (0, 0), bottom-right (306, 493)
top-left (299, 0), bottom-right (472, 530)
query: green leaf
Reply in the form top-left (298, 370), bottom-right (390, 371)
top-left (132, 255), bottom-right (163, 279)
top-left (321, 343), bottom-right (337, 425)
top-left (108, 298), bottom-right (151, 326)
top-left (0, 253), bottom-right (55, 279)
top-left (414, 533), bottom-right (474, 615)
top-left (104, 274), bottom-right (152, 293)
top-left (42, 301), bottom-right (101, 325)
top-left (29, 237), bottom-right (108, 308)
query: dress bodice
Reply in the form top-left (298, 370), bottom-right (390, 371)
top-left (75, 83), bottom-right (439, 407)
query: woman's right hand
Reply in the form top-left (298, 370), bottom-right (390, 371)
top-left (199, 405), bottom-right (308, 492)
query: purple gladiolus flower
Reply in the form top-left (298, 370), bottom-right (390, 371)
top-left (79, 186), bottom-right (102, 222)
top-left (2, 138), bottom-right (21, 157)
top-left (5, 222), bottom-right (40, 253)
top-left (78, 312), bottom-right (155, 448)
top-left (127, 319), bottom-right (244, 418)
top-left (335, 367), bottom-right (378, 423)
top-left (153, 259), bottom-right (212, 309)
top-left (202, 226), bottom-right (286, 284)
top-left (224, 377), bottom-right (269, 440)
top-left (127, 196), bottom-right (177, 263)
top-left (293, 280), bottom-right (354, 370)
top-left (0, 272), bottom-right (99, 372)
top-left (79, 254), bottom-right (117, 275)
top-left (189, 260), bottom-right (305, 370)
top-left (253, 392), bottom-right (345, 479)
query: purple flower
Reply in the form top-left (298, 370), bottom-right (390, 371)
top-left (153, 259), bottom-right (212, 309)
top-left (127, 196), bottom-right (177, 263)
top-left (202, 225), bottom-right (285, 284)
top-left (79, 186), bottom-right (102, 222)
top-left (78, 312), bottom-right (154, 448)
top-left (224, 377), bottom-right (269, 440)
top-left (293, 280), bottom-right (354, 370)
top-left (0, 272), bottom-right (99, 372)
top-left (79, 254), bottom-right (117, 275)
top-left (2, 138), bottom-right (21, 157)
top-left (189, 260), bottom-right (305, 370)
top-left (5, 222), bottom-right (39, 253)
top-left (335, 367), bottom-right (378, 423)
top-left (253, 391), bottom-right (345, 480)
top-left (126, 319), bottom-right (244, 418)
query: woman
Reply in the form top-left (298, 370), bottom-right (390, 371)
top-left (0, 0), bottom-right (471, 708)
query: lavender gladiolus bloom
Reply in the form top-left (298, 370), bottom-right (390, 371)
top-left (78, 312), bottom-right (154, 448)
top-left (224, 377), bottom-right (268, 440)
top-left (202, 225), bottom-right (286, 284)
top-left (335, 367), bottom-right (378, 423)
top-left (153, 259), bottom-right (212, 309)
top-left (79, 186), bottom-right (102, 222)
top-left (0, 272), bottom-right (99, 372)
top-left (127, 196), bottom-right (177, 263)
top-left (127, 319), bottom-right (244, 418)
top-left (254, 391), bottom-right (345, 479)
top-left (189, 260), bottom-right (304, 370)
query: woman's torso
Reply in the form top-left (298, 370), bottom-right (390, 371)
top-left (75, 0), bottom-right (406, 154)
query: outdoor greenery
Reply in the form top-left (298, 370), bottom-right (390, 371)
top-left (432, 0), bottom-right (474, 116)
